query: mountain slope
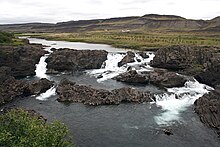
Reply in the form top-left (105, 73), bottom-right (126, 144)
top-left (0, 14), bottom-right (219, 33)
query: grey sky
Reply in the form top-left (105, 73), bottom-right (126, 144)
top-left (0, 0), bottom-right (220, 24)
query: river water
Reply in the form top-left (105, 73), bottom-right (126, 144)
top-left (4, 38), bottom-right (220, 147)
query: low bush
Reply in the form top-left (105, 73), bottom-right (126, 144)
top-left (0, 109), bottom-right (72, 147)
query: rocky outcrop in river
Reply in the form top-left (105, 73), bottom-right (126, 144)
top-left (0, 67), bottom-right (54, 105)
top-left (113, 70), bottom-right (149, 84)
top-left (194, 85), bottom-right (220, 135)
top-left (150, 45), bottom-right (220, 87)
top-left (114, 69), bottom-right (187, 88)
top-left (0, 44), bottom-right (46, 77)
top-left (46, 48), bottom-right (108, 74)
top-left (56, 79), bottom-right (152, 105)
top-left (27, 78), bottom-right (54, 95)
top-left (0, 66), bottom-right (29, 105)
top-left (194, 53), bottom-right (220, 87)
top-left (0, 62), bottom-right (53, 105)
top-left (118, 51), bottom-right (135, 67)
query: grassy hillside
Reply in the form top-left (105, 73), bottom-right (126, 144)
top-left (1, 14), bottom-right (220, 33)
top-left (22, 31), bottom-right (220, 51)
top-left (3, 14), bottom-right (218, 50)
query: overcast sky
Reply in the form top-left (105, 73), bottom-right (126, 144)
top-left (0, 0), bottom-right (220, 24)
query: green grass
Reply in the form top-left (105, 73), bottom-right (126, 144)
top-left (21, 31), bottom-right (220, 51)
top-left (0, 32), bottom-right (26, 46)
top-left (0, 109), bottom-right (72, 147)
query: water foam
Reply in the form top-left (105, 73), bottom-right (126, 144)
top-left (154, 79), bottom-right (213, 126)
top-left (36, 86), bottom-right (56, 101)
top-left (87, 52), bottom-right (154, 82)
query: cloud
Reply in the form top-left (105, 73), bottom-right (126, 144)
top-left (0, 0), bottom-right (220, 24)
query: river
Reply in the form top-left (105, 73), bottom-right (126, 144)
top-left (4, 38), bottom-right (220, 147)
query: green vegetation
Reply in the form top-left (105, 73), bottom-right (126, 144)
top-left (21, 31), bottom-right (220, 51)
top-left (0, 109), bottom-right (72, 147)
top-left (0, 32), bottom-right (26, 46)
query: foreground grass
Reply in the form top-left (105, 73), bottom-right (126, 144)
top-left (21, 31), bottom-right (220, 50)
top-left (0, 109), bottom-right (72, 147)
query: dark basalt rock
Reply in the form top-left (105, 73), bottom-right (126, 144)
top-left (195, 53), bottom-right (220, 87)
top-left (28, 78), bottom-right (54, 95)
top-left (150, 45), bottom-right (219, 75)
top-left (118, 51), bottom-right (135, 67)
top-left (46, 48), bottom-right (108, 73)
top-left (56, 79), bottom-right (152, 105)
top-left (0, 45), bottom-right (46, 78)
top-left (149, 69), bottom-right (187, 88)
top-left (163, 128), bottom-right (173, 136)
top-left (113, 70), bottom-right (149, 84)
top-left (0, 66), bottom-right (54, 105)
top-left (194, 85), bottom-right (220, 134)
top-left (137, 52), bottom-right (149, 59)
top-left (113, 69), bottom-right (186, 88)
top-left (0, 76), bottom-right (29, 105)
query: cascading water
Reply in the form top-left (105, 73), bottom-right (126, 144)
top-left (13, 37), bottom-right (219, 146)
top-left (87, 52), bottom-right (155, 82)
top-left (28, 37), bottom-right (213, 125)
top-left (87, 51), bottom-right (213, 126)
top-left (36, 86), bottom-right (56, 101)
top-left (31, 41), bottom-right (57, 100)
top-left (154, 80), bottom-right (213, 126)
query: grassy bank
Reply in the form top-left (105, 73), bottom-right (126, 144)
top-left (0, 32), bottom-right (26, 46)
top-left (20, 31), bottom-right (220, 51)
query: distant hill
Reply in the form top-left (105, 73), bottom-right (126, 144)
top-left (0, 14), bottom-right (219, 33)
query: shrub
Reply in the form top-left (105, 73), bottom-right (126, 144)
top-left (0, 32), bottom-right (14, 44)
top-left (0, 109), bottom-right (72, 147)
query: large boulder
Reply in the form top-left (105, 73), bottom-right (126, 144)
top-left (0, 45), bottom-right (46, 77)
top-left (194, 85), bottom-right (220, 134)
top-left (28, 78), bottom-right (54, 95)
top-left (113, 69), bottom-right (186, 88)
top-left (195, 53), bottom-right (220, 87)
top-left (46, 48), bottom-right (108, 73)
top-left (137, 52), bottom-right (149, 59)
top-left (150, 45), bottom-right (219, 75)
top-left (149, 69), bottom-right (187, 88)
top-left (113, 70), bottom-right (149, 84)
top-left (118, 51), bottom-right (135, 67)
top-left (56, 79), bottom-right (152, 105)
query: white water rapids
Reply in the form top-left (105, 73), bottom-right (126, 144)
top-left (27, 38), bottom-right (213, 126)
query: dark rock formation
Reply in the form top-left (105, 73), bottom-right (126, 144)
top-left (0, 45), bottom-right (46, 77)
top-left (28, 78), bottom-right (54, 95)
top-left (137, 52), bottom-right (149, 59)
top-left (163, 128), bottom-right (174, 136)
top-left (46, 48), bottom-right (108, 73)
top-left (194, 85), bottom-right (220, 134)
top-left (118, 51), bottom-right (135, 67)
top-left (150, 45), bottom-right (219, 75)
top-left (113, 69), bottom-right (186, 88)
top-left (114, 70), bottom-right (149, 84)
top-left (0, 67), bottom-right (54, 105)
top-left (56, 79), bottom-right (152, 105)
top-left (0, 66), bottom-right (26, 104)
top-left (149, 69), bottom-right (187, 88)
top-left (195, 53), bottom-right (220, 87)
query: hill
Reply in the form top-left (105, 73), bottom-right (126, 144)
top-left (0, 14), bottom-right (220, 33)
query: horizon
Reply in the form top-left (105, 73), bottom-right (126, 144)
top-left (1, 13), bottom-right (220, 25)
top-left (1, 0), bottom-right (220, 24)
